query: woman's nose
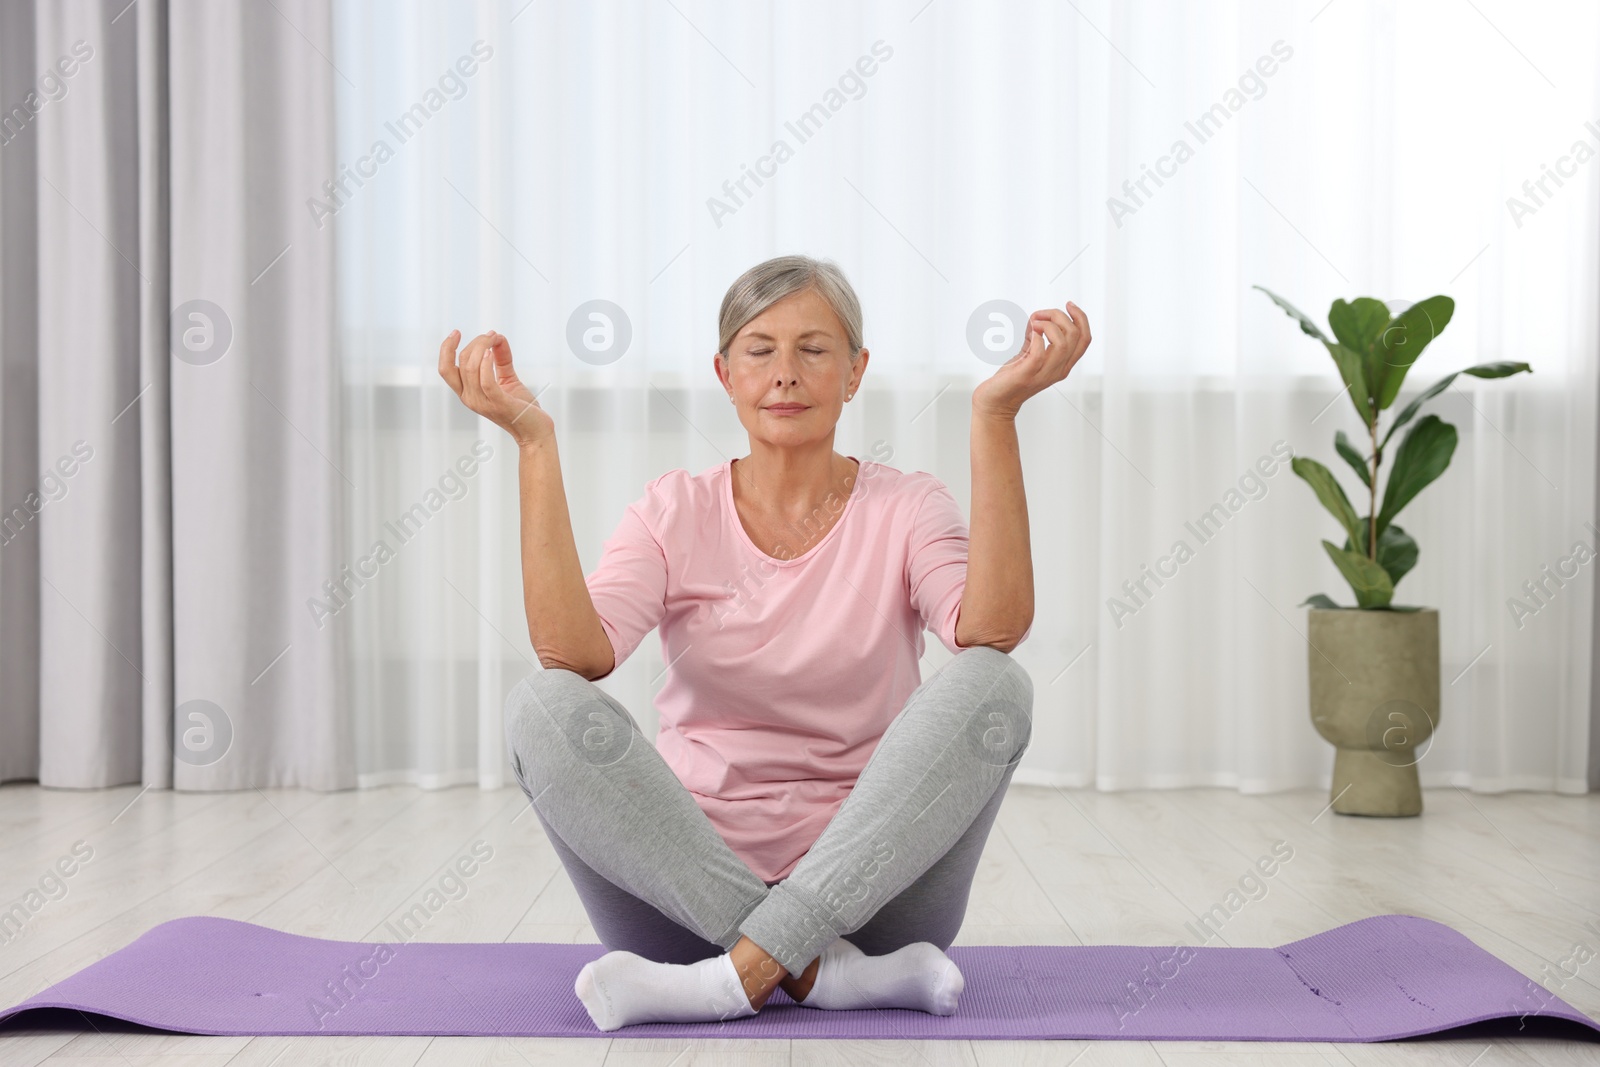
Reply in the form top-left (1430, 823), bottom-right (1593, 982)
top-left (771, 349), bottom-right (800, 385)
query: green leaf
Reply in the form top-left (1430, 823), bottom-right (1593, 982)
top-left (1301, 593), bottom-right (1342, 609)
top-left (1343, 521), bottom-right (1418, 588)
top-left (1377, 415), bottom-right (1458, 535)
top-left (1322, 539), bottom-right (1395, 608)
top-left (1328, 297), bottom-right (1392, 353)
top-left (1380, 361), bottom-right (1532, 451)
top-left (1333, 429), bottom-right (1371, 489)
top-left (1375, 296), bottom-right (1455, 410)
top-left (1376, 523), bottom-right (1418, 587)
top-left (1329, 297), bottom-right (1392, 408)
top-left (1254, 285), bottom-right (1329, 342)
top-left (1322, 342), bottom-right (1372, 425)
top-left (1292, 456), bottom-right (1364, 550)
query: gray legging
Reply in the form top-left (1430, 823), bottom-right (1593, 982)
top-left (504, 644), bottom-right (1034, 978)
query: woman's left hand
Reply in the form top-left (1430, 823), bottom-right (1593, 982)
top-left (972, 301), bottom-right (1092, 420)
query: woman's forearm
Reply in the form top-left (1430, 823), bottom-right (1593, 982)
top-left (955, 409), bottom-right (1034, 652)
top-left (517, 435), bottom-right (615, 678)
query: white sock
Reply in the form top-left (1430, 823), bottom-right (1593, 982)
top-left (796, 938), bottom-right (964, 1015)
top-left (573, 950), bottom-right (757, 1032)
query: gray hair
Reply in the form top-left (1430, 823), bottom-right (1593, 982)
top-left (717, 255), bottom-right (863, 361)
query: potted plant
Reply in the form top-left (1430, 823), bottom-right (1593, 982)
top-left (1255, 287), bottom-right (1531, 816)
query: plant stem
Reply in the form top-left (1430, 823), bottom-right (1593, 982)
top-left (1368, 410), bottom-right (1378, 559)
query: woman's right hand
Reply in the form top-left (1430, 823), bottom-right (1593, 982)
top-left (438, 329), bottom-right (554, 447)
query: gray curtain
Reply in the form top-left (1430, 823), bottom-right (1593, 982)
top-left (0, 0), bottom-right (350, 790)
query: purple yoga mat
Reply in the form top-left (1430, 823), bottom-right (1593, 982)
top-left (2, 914), bottom-right (1596, 1041)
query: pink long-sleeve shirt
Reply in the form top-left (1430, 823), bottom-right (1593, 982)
top-left (583, 455), bottom-right (995, 883)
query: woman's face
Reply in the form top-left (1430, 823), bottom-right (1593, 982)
top-left (717, 287), bottom-right (869, 451)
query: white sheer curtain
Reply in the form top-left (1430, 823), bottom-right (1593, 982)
top-left (330, 0), bottom-right (1597, 795)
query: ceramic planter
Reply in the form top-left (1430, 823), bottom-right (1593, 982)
top-left (1306, 607), bottom-right (1440, 816)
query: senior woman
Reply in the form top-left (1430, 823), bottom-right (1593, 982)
top-left (438, 255), bottom-right (1090, 1030)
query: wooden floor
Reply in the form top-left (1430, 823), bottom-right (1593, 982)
top-left (1, 781), bottom-right (1597, 1065)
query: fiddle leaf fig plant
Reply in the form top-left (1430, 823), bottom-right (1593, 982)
top-left (1254, 287), bottom-right (1532, 610)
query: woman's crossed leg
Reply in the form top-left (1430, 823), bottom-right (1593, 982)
top-left (504, 645), bottom-right (1033, 1029)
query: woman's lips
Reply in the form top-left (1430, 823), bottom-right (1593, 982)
top-left (766, 404), bottom-right (808, 415)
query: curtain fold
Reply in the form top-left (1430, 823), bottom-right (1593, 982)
top-left (166, 0), bottom-right (349, 790)
top-left (33, 0), bottom-right (153, 788)
top-left (134, 0), bottom-right (173, 789)
top-left (0, 0), bottom-right (40, 786)
top-left (0, 0), bottom-right (347, 790)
